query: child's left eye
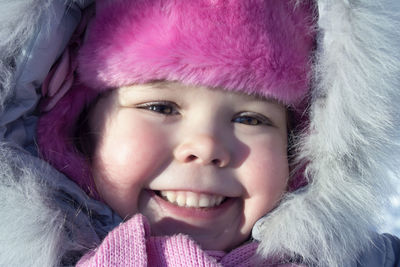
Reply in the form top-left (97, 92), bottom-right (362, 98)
top-left (232, 112), bottom-right (272, 126)
top-left (136, 101), bottom-right (180, 115)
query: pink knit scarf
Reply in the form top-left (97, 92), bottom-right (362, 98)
top-left (77, 214), bottom-right (304, 266)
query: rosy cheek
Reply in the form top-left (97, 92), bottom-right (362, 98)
top-left (243, 140), bottom-right (289, 202)
top-left (94, 112), bottom-right (169, 191)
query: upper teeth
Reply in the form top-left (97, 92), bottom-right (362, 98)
top-left (159, 191), bottom-right (225, 208)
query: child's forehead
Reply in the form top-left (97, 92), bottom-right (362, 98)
top-left (118, 81), bottom-right (281, 104)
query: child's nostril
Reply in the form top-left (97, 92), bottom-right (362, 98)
top-left (212, 159), bottom-right (221, 165)
top-left (188, 155), bottom-right (197, 161)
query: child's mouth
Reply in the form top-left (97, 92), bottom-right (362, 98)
top-left (146, 189), bottom-right (239, 222)
top-left (155, 190), bottom-right (227, 208)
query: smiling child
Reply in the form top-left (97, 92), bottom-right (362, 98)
top-left (88, 81), bottom-right (289, 251)
top-left (1, 0), bottom-right (400, 266)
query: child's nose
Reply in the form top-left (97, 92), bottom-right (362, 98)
top-left (173, 134), bottom-right (231, 168)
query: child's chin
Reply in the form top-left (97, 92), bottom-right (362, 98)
top-left (150, 217), bottom-right (246, 251)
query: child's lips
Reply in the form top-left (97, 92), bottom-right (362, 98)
top-left (146, 189), bottom-right (238, 220)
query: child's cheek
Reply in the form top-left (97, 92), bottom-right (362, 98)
top-left (101, 111), bottom-right (168, 185)
top-left (92, 111), bottom-right (169, 216)
top-left (239, 136), bottom-right (289, 221)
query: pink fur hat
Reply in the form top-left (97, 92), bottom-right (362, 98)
top-left (38, 0), bottom-right (316, 195)
top-left (79, 0), bottom-right (315, 104)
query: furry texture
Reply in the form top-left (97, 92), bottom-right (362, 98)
top-left (0, 144), bottom-right (67, 266)
top-left (1, 0), bottom-right (400, 266)
top-left (253, 0), bottom-right (400, 266)
top-left (78, 0), bottom-right (315, 104)
top-left (0, 0), bottom-right (90, 112)
top-left (0, 143), bottom-right (110, 267)
top-left (0, 2), bottom-right (61, 263)
top-left (0, 0), bottom-right (52, 111)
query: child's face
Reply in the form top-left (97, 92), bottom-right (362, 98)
top-left (89, 81), bottom-right (289, 251)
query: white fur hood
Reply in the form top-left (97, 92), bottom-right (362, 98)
top-left (0, 0), bottom-right (400, 266)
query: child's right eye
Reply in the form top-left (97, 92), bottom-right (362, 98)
top-left (136, 101), bottom-right (180, 115)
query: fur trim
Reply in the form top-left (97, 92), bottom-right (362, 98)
top-left (0, 0), bottom-right (91, 112)
top-left (0, 0), bottom-right (52, 111)
top-left (253, 0), bottom-right (400, 266)
top-left (0, 144), bottom-right (68, 266)
top-left (78, 0), bottom-right (315, 105)
top-left (0, 142), bottom-right (115, 266)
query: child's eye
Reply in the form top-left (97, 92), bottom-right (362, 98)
top-left (232, 112), bottom-right (272, 126)
top-left (136, 101), bottom-right (179, 115)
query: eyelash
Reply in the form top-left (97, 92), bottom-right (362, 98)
top-left (136, 101), bottom-right (272, 126)
top-left (232, 112), bottom-right (272, 126)
top-left (136, 101), bottom-right (180, 115)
